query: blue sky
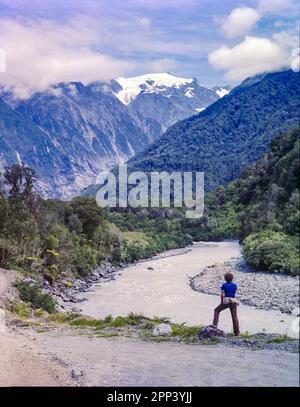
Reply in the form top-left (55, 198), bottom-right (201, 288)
top-left (0, 0), bottom-right (299, 97)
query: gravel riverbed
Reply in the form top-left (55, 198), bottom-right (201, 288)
top-left (190, 261), bottom-right (299, 314)
top-left (41, 262), bottom-right (120, 310)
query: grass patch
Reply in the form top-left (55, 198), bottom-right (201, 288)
top-left (69, 317), bottom-right (105, 329)
top-left (236, 331), bottom-right (252, 339)
top-left (171, 323), bottom-right (201, 338)
top-left (48, 311), bottom-right (80, 324)
top-left (38, 311), bottom-right (204, 343)
top-left (266, 334), bottom-right (296, 343)
top-left (152, 315), bottom-right (171, 324)
top-left (34, 308), bottom-right (49, 318)
top-left (68, 313), bottom-right (147, 329)
top-left (12, 301), bottom-right (32, 318)
top-left (107, 313), bottom-right (145, 327)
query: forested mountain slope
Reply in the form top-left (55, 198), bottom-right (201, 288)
top-left (184, 128), bottom-right (299, 274)
top-left (128, 70), bottom-right (300, 192)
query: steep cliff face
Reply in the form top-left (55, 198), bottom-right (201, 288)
top-left (0, 96), bottom-right (75, 196)
top-left (1, 82), bottom-right (150, 197)
top-left (0, 73), bottom-right (220, 198)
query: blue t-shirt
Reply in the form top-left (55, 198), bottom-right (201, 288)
top-left (221, 282), bottom-right (237, 298)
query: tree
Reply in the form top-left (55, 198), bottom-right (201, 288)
top-left (67, 197), bottom-right (103, 239)
top-left (4, 164), bottom-right (39, 214)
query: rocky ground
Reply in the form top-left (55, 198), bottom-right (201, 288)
top-left (1, 264), bottom-right (299, 387)
top-left (190, 261), bottom-right (299, 314)
top-left (4, 325), bottom-right (299, 387)
top-left (40, 262), bottom-right (120, 310)
top-left (217, 333), bottom-right (299, 352)
top-left (10, 316), bottom-right (300, 353)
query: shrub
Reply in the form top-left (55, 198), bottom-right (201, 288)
top-left (0, 238), bottom-right (19, 268)
top-left (71, 245), bottom-right (97, 277)
top-left (14, 281), bottom-right (56, 313)
top-left (243, 230), bottom-right (299, 275)
top-left (122, 231), bottom-right (151, 262)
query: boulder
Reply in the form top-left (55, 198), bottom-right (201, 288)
top-left (152, 323), bottom-right (172, 336)
top-left (71, 369), bottom-right (85, 379)
top-left (198, 325), bottom-right (225, 340)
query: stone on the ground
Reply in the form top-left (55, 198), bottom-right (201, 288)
top-left (198, 325), bottom-right (225, 340)
top-left (152, 323), bottom-right (172, 336)
top-left (71, 369), bottom-right (85, 379)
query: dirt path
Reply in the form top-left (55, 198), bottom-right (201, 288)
top-left (0, 329), bottom-right (74, 386)
top-left (0, 269), bottom-right (73, 387)
top-left (0, 268), bottom-right (12, 302)
top-left (17, 328), bottom-right (300, 387)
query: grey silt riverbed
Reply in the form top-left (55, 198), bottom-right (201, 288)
top-left (68, 241), bottom-right (299, 338)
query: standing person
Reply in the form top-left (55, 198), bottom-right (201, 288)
top-left (213, 272), bottom-right (240, 336)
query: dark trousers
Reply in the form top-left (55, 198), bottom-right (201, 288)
top-left (213, 302), bottom-right (240, 336)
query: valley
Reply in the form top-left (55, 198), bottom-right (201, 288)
top-left (0, 73), bottom-right (221, 198)
top-left (0, 0), bottom-right (299, 391)
top-left (65, 241), bottom-right (298, 337)
top-left (0, 70), bottom-right (299, 388)
top-left (128, 70), bottom-right (300, 192)
top-left (0, 242), bottom-right (299, 387)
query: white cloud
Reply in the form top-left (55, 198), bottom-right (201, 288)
top-left (0, 18), bottom-right (133, 98)
top-left (221, 7), bottom-right (261, 38)
top-left (208, 35), bottom-right (293, 81)
top-left (212, 0), bottom-right (299, 81)
top-left (147, 58), bottom-right (177, 73)
top-left (258, 0), bottom-right (291, 13)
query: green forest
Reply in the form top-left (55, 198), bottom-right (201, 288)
top-left (0, 127), bottom-right (299, 298)
top-left (184, 127), bottom-right (299, 275)
top-left (0, 166), bottom-right (191, 286)
top-left (128, 70), bottom-right (299, 192)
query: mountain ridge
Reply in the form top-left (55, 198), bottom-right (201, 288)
top-left (0, 73), bottom-right (221, 197)
top-left (114, 72), bottom-right (220, 140)
top-left (127, 69), bottom-right (300, 191)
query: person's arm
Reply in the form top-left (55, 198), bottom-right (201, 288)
top-left (220, 283), bottom-right (225, 303)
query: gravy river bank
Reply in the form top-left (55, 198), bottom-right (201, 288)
top-left (68, 241), bottom-right (299, 338)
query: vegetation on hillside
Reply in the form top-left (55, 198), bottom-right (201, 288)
top-left (106, 207), bottom-right (192, 260)
top-left (184, 128), bottom-right (299, 274)
top-left (0, 165), bottom-right (191, 291)
top-left (1, 127), bottom-right (298, 307)
top-left (128, 70), bottom-right (299, 191)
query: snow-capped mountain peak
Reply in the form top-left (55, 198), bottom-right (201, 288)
top-left (213, 85), bottom-right (232, 98)
top-left (115, 73), bottom-right (194, 105)
top-left (113, 72), bottom-right (219, 141)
